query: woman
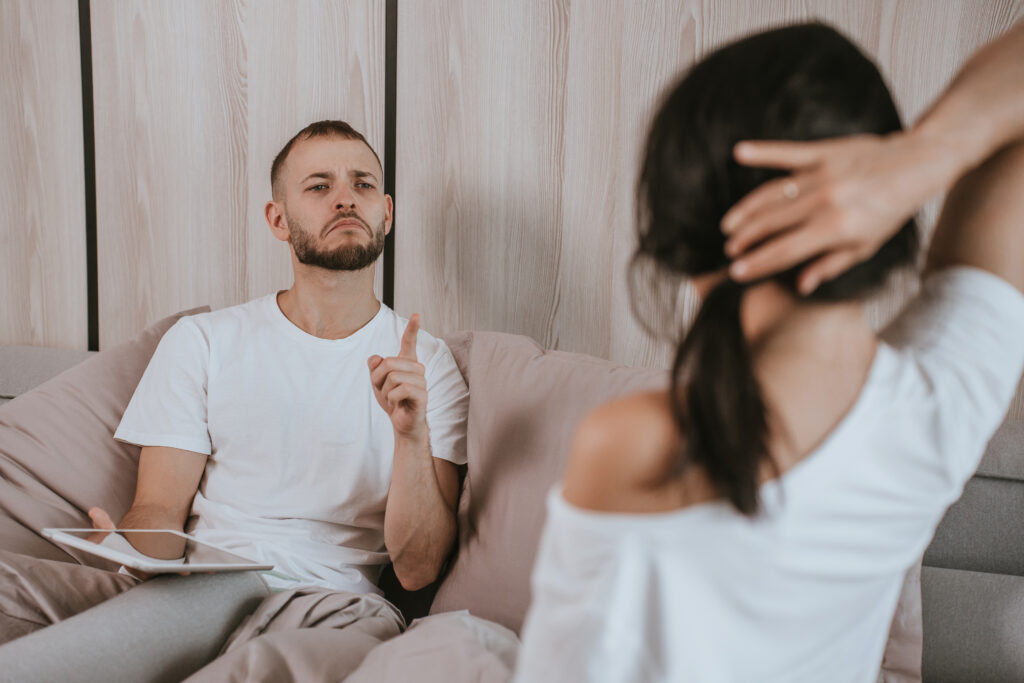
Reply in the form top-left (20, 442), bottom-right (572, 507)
top-left (515, 21), bottom-right (1024, 683)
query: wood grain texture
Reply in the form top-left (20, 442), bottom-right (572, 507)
top-left (396, 1), bottom-right (1024, 417)
top-left (92, 0), bottom-right (384, 347)
top-left (92, 0), bottom-right (249, 348)
top-left (395, 1), bottom-right (695, 368)
top-left (0, 0), bottom-right (87, 349)
top-left (394, 1), bottom-right (572, 348)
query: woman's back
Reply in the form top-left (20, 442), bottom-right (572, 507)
top-left (518, 269), bottom-right (1024, 683)
top-left (515, 20), bottom-right (1024, 683)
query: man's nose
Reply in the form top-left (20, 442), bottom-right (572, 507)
top-left (333, 185), bottom-right (356, 210)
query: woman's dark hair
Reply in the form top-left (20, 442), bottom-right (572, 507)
top-left (632, 23), bottom-right (918, 515)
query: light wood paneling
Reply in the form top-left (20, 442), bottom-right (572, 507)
top-left (395, 1), bottom-right (1024, 424)
top-left (92, 0), bottom-right (249, 347)
top-left (92, 0), bottom-right (384, 348)
top-left (1, 0), bottom-right (87, 349)
top-left (395, 1), bottom-right (695, 368)
top-left (394, 2), bottom-right (573, 348)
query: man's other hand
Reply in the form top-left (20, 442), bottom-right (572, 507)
top-left (85, 506), bottom-right (193, 579)
top-left (85, 506), bottom-right (116, 545)
top-left (368, 314), bottom-right (429, 441)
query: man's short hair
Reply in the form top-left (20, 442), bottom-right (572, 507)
top-left (270, 120), bottom-right (382, 198)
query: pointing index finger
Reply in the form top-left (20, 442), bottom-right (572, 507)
top-left (400, 314), bottom-right (419, 360)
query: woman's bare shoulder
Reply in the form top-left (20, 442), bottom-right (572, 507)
top-left (561, 391), bottom-right (693, 514)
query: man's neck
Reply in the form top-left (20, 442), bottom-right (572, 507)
top-left (277, 264), bottom-right (381, 340)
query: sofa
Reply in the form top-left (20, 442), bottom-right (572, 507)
top-left (1, 308), bottom-right (1023, 681)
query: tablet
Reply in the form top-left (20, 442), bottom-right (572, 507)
top-left (41, 528), bottom-right (274, 573)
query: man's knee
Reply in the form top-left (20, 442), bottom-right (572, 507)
top-left (0, 552), bottom-right (51, 645)
top-left (0, 549), bottom-right (134, 645)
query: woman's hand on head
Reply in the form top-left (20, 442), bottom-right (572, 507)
top-left (720, 132), bottom-right (948, 294)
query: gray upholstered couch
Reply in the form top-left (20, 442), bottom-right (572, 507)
top-left (2, 337), bottom-right (1023, 682)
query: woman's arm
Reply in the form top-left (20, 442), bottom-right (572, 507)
top-left (720, 21), bottom-right (1024, 293)
top-left (924, 141), bottom-right (1024, 292)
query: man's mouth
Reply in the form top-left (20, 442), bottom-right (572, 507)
top-left (323, 216), bottom-right (369, 237)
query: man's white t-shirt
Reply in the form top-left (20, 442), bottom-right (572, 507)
top-left (515, 267), bottom-right (1024, 683)
top-left (114, 294), bottom-right (469, 594)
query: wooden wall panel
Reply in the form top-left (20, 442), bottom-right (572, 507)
top-left (92, 0), bottom-right (249, 348)
top-left (395, 0), bottom-right (1024, 424)
top-left (0, 0), bottom-right (87, 349)
top-left (92, 0), bottom-right (384, 348)
top-left (394, 2), bottom-right (572, 346)
top-left (395, 1), bottom-right (694, 367)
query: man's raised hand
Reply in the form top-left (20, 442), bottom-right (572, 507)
top-left (368, 314), bottom-right (429, 441)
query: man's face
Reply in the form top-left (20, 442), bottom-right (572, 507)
top-left (276, 135), bottom-right (391, 271)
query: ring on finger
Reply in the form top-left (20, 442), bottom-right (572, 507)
top-left (782, 180), bottom-right (799, 200)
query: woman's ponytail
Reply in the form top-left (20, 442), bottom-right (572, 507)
top-left (634, 22), bottom-right (919, 516)
top-left (670, 280), bottom-right (772, 515)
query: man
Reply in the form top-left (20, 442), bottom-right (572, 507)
top-left (0, 121), bottom-right (468, 682)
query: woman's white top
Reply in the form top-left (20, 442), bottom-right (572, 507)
top-left (515, 267), bottom-right (1024, 683)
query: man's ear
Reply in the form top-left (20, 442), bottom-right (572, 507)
top-left (384, 194), bottom-right (394, 236)
top-left (266, 200), bottom-right (290, 242)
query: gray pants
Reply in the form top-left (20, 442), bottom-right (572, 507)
top-left (0, 550), bottom-right (404, 683)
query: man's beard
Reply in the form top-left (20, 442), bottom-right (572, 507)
top-left (287, 211), bottom-right (386, 271)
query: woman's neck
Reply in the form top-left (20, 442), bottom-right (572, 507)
top-left (740, 281), bottom-right (870, 353)
top-left (740, 281), bottom-right (878, 471)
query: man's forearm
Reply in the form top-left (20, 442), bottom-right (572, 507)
top-left (384, 433), bottom-right (457, 591)
top-left (118, 503), bottom-right (188, 559)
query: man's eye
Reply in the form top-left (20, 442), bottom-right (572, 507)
top-left (308, 184), bottom-right (328, 192)
top-left (356, 182), bottom-right (375, 190)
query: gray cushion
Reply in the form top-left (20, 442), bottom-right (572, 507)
top-left (0, 345), bottom-right (95, 399)
top-left (924, 475), bottom-right (1024, 577)
top-left (977, 421), bottom-right (1024, 482)
top-left (922, 566), bottom-right (1024, 683)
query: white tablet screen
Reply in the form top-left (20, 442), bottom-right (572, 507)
top-left (52, 529), bottom-right (262, 567)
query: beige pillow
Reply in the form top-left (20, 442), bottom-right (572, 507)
top-left (0, 307), bottom-right (210, 564)
top-left (431, 331), bottom-right (666, 631)
top-left (347, 611), bottom-right (519, 682)
top-left (879, 560), bottom-right (923, 683)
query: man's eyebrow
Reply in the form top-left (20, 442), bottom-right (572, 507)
top-left (351, 170), bottom-right (380, 183)
top-left (300, 171), bottom-right (333, 184)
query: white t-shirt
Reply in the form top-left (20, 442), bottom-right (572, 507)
top-left (515, 267), bottom-right (1024, 683)
top-left (115, 294), bottom-right (469, 594)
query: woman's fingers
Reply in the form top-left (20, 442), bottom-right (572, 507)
top-left (797, 250), bottom-right (861, 295)
top-left (732, 139), bottom-right (826, 170)
top-left (722, 169), bottom-right (825, 234)
top-left (724, 189), bottom-right (822, 257)
top-left (733, 137), bottom-right (859, 169)
top-left (730, 220), bottom-right (844, 283)
top-left (724, 135), bottom-right (881, 232)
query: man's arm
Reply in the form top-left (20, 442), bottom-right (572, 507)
top-left (368, 314), bottom-right (459, 591)
top-left (90, 445), bottom-right (207, 561)
top-left (384, 436), bottom-right (460, 591)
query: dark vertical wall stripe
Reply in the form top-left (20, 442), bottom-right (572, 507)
top-left (383, 0), bottom-right (397, 309)
top-left (78, 0), bottom-right (99, 350)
